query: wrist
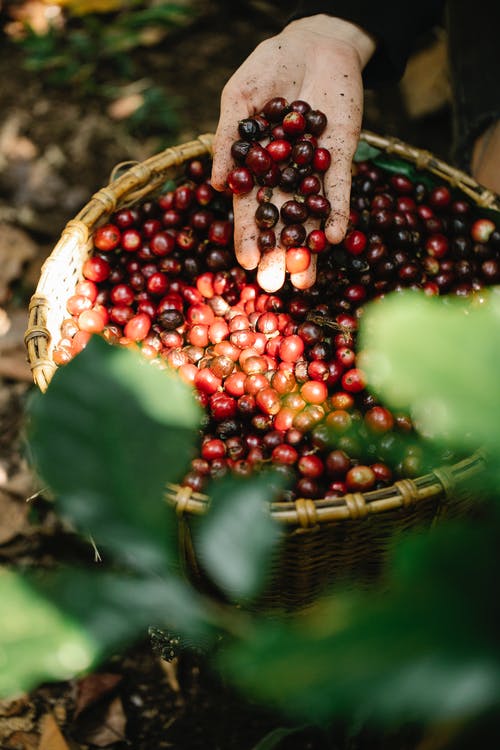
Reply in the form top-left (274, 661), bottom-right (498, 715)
top-left (284, 14), bottom-right (376, 69)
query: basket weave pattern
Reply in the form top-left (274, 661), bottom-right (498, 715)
top-left (25, 131), bottom-right (493, 609)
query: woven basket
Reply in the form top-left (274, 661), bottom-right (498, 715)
top-left (26, 131), bottom-right (497, 611)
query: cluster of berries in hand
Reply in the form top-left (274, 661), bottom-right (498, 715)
top-left (227, 97), bottom-right (332, 277)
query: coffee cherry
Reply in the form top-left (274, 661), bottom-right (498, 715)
top-left (208, 220), bottom-right (232, 246)
top-left (124, 313), bottom-right (151, 341)
top-left (227, 167), bottom-right (254, 195)
top-left (312, 147), bottom-right (331, 172)
top-left (281, 224), bottom-right (307, 248)
top-left (230, 140), bottom-right (251, 165)
top-left (430, 185), bottom-right (452, 209)
top-left (94, 223), bottom-right (121, 251)
top-left (272, 444), bottom-right (298, 465)
top-left (365, 406), bottom-right (394, 434)
top-left (256, 387), bottom-right (281, 415)
top-left (286, 247), bottom-right (311, 274)
top-left (298, 175), bottom-right (322, 197)
top-left (245, 143), bottom-right (273, 176)
top-left (471, 218), bottom-right (496, 243)
top-left (305, 194), bottom-right (331, 218)
top-left (426, 233), bottom-right (449, 258)
top-left (298, 454), bottom-right (324, 478)
top-left (238, 118), bottom-right (260, 141)
top-left (279, 166), bottom-right (299, 192)
top-left (344, 230), bottom-right (367, 255)
top-left (83, 257), bottom-right (111, 283)
top-left (267, 139), bottom-right (293, 162)
top-left (258, 229), bottom-right (277, 253)
top-left (255, 202), bottom-right (279, 229)
top-left (346, 465), bottom-right (376, 491)
top-left (262, 96), bottom-right (290, 121)
top-left (280, 200), bottom-right (308, 225)
top-left (291, 141), bottom-right (314, 166)
top-left (342, 368), bottom-right (367, 393)
top-left (77, 308), bottom-right (107, 333)
top-left (121, 228), bottom-right (142, 252)
top-left (282, 111), bottom-right (307, 136)
top-left (305, 109), bottom-right (327, 135)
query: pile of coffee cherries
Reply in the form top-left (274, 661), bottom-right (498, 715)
top-left (52, 129), bottom-right (499, 502)
top-left (227, 97), bottom-right (331, 276)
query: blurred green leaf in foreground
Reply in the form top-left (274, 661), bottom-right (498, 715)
top-left (28, 335), bottom-right (202, 573)
top-left (358, 290), bottom-right (500, 459)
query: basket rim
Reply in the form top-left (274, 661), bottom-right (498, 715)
top-left (25, 130), bottom-right (494, 526)
top-left (167, 450), bottom-right (486, 528)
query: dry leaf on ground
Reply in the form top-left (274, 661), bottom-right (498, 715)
top-left (4, 730), bottom-right (39, 749)
top-left (73, 673), bottom-right (123, 719)
top-left (78, 696), bottom-right (127, 747)
top-left (38, 712), bottom-right (70, 750)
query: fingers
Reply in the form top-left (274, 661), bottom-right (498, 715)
top-left (211, 89), bottom-right (250, 191)
top-left (257, 246), bottom-right (286, 292)
top-left (306, 65), bottom-right (363, 245)
top-left (233, 192), bottom-right (261, 270)
top-left (323, 135), bottom-right (355, 244)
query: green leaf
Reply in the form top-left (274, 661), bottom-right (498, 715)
top-left (353, 141), bottom-right (381, 162)
top-left (250, 725), bottom-right (309, 750)
top-left (119, 3), bottom-right (191, 28)
top-left (0, 569), bottom-right (97, 697)
top-left (195, 472), bottom-right (285, 601)
top-left (358, 291), bottom-right (500, 452)
top-left (0, 566), bottom-right (215, 698)
top-left (218, 519), bottom-right (500, 725)
top-left (28, 336), bottom-right (201, 572)
top-left (38, 567), bottom-right (215, 645)
top-left (371, 154), bottom-right (438, 188)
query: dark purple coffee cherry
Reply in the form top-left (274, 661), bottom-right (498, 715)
top-left (291, 141), bottom-right (314, 166)
top-left (238, 118), bottom-right (261, 141)
top-left (279, 166), bottom-right (300, 192)
top-left (255, 202), bottom-right (279, 229)
top-left (258, 229), bottom-right (276, 253)
top-left (305, 109), bottom-right (327, 135)
top-left (280, 224), bottom-right (307, 248)
top-left (245, 143), bottom-right (273, 176)
top-left (262, 97), bottom-right (290, 122)
top-left (281, 200), bottom-right (309, 225)
top-left (231, 140), bottom-right (252, 164)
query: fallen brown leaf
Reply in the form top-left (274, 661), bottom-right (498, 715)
top-left (79, 696), bottom-right (127, 747)
top-left (5, 730), bottom-right (39, 750)
top-left (73, 672), bottom-right (123, 719)
top-left (0, 714), bottom-right (34, 740)
top-left (0, 695), bottom-right (31, 718)
top-left (38, 713), bottom-right (70, 750)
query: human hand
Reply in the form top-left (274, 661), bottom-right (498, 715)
top-left (211, 14), bottom-right (375, 292)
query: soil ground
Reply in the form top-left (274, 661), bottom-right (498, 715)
top-left (0, 3), bottom-right (455, 748)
